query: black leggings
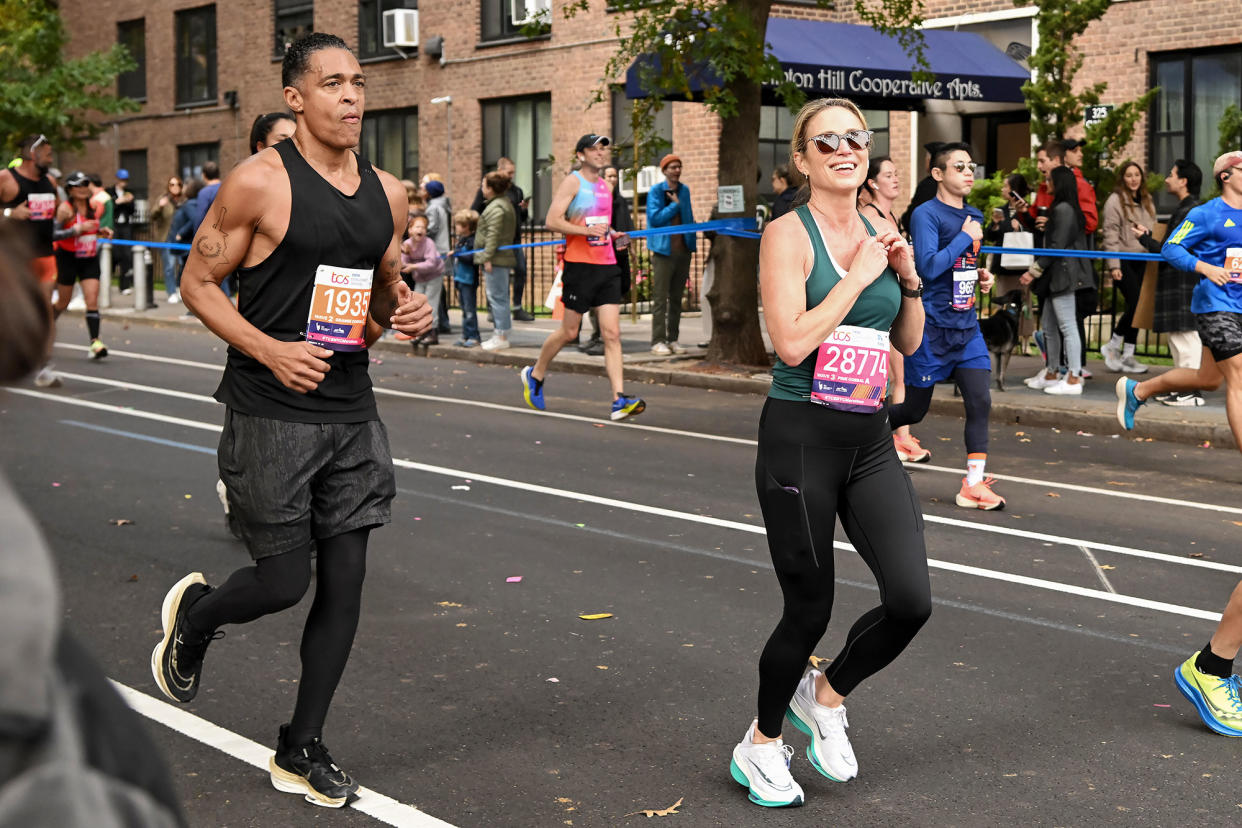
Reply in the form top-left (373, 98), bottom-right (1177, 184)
top-left (754, 399), bottom-right (930, 738)
top-left (1112, 259), bottom-right (1145, 343)
top-left (887, 367), bottom-right (992, 455)
top-left (187, 527), bottom-right (370, 746)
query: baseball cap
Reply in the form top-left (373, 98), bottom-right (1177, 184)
top-left (1212, 151), bottom-right (1242, 178)
top-left (574, 134), bottom-right (609, 154)
top-left (64, 171), bottom-right (90, 188)
top-left (1061, 138), bottom-right (1085, 151)
top-left (116, 168), bottom-right (129, 180)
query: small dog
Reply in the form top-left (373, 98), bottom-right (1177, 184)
top-left (979, 289), bottom-right (1024, 391)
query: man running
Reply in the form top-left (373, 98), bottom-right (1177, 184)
top-left (1117, 150), bottom-right (1242, 457)
top-left (520, 134), bottom-right (645, 420)
top-left (1, 134), bottom-right (61, 386)
top-left (150, 31), bottom-right (431, 808)
top-left (889, 143), bottom-right (1002, 509)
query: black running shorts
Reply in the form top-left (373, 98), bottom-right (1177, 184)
top-left (561, 261), bottom-right (622, 314)
top-left (1195, 311), bottom-right (1242, 363)
top-left (54, 249), bottom-right (100, 285)
top-left (217, 409), bottom-right (396, 559)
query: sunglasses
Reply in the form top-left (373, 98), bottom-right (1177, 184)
top-left (29, 134), bottom-right (48, 153)
top-left (806, 130), bottom-right (873, 154)
top-left (944, 161), bottom-right (977, 174)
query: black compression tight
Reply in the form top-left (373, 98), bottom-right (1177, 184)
top-left (187, 527), bottom-right (370, 746)
top-left (754, 399), bottom-right (930, 739)
top-left (887, 367), bottom-right (992, 455)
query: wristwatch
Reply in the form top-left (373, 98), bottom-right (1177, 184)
top-left (2, 208), bottom-right (10, 218)
top-left (900, 279), bottom-right (923, 298)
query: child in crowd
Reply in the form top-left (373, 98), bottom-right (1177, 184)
top-left (452, 209), bottom-right (482, 348)
top-left (400, 210), bottom-right (445, 346)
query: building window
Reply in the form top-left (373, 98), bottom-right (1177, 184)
top-left (178, 143), bottom-right (219, 185)
top-left (274, 0), bottom-right (313, 57)
top-left (175, 6), bottom-right (217, 106)
top-left (757, 105), bottom-right (888, 196)
top-left (119, 150), bottom-right (149, 202)
top-left (358, 0), bottom-right (416, 60)
top-left (360, 108), bottom-right (419, 181)
top-left (481, 0), bottom-right (548, 43)
top-left (482, 94), bottom-right (552, 223)
top-left (1151, 47), bottom-right (1242, 210)
top-left (117, 19), bottom-right (146, 101)
top-left (609, 88), bottom-right (674, 175)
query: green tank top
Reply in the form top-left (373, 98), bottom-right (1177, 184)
top-left (768, 205), bottom-right (902, 402)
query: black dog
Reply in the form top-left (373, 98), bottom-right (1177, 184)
top-left (978, 289), bottom-right (1024, 391)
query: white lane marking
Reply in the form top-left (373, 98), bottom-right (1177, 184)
top-left (57, 371), bottom-right (219, 403)
top-left (10, 388), bottom-right (1223, 622)
top-left (15, 382), bottom-right (1241, 577)
top-left (110, 682), bottom-right (456, 827)
top-left (52, 341), bottom-right (1242, 515)
top-left (1079, 545), bottom-right (1117, 594)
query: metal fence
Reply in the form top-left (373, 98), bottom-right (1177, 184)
top-left (124, 221), bottom-right (1171, 359)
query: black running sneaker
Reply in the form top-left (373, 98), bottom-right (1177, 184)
top-left (270, 724), bottom-right (359, 808)
top-left (150, 572), bottom-right (217, 703)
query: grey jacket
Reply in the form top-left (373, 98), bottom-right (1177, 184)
top-left (425, 195), bottom-right (452, 255)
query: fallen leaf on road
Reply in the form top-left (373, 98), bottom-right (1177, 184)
top-left (597, 665), bottom-right (609, 670)
top-left (1153, 704), bottom-right (1170, 708)
top-left (1076, 431), bottom-right (1093, 436)
top-left (808, 655), bottom-right (830, 669)
top-left (506, 576), bottom-right (523, 583)
top-left (51, 482), bottom-right (61, 487)
top-left (546, 677), bottom-right (560, 683)
top-left (575, 523), bottom-right (586, 528)
top-left (436, 601), bottom-right (463, 607)
top-left (1189, 552), bottom-right (1204, 558)
top-left (1200, 441), bottom-right (1212, 448)
top-left (127, 574), bottom-right (139, 582)
top-left (1019, 438), bottom-right (1031, 443)
top-left (1231, 522), bottom-right (1242, 527)
top-left (580, 613), bottom-right (613, 620)
top-left (1051, 427), bottom-right (1061, 433)
top-left (451, 485), bottom-right (471, 491)
top-left (1046, 492), bottom-right (1061, 498)
top-left (1100, 565), bottom-right (1116, 571)
top-left (184, 494), bottom-right (192, 499)
top-left (110, 518), bottom-right (134, 526)
top-left (593, 423), bottom-right (606, 428)
top-left (1015, 431), bottom-right (1026, 436)
top-left (626, 797), bottom-right (684, 818)
top-left (1106, 481), bottom-right (1133, 486)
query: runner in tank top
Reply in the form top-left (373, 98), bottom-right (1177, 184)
top-left (149, 32), bottom-right (432, 809)
top-left (730, 98), bottom-right (930, 809)
top-left (520, 133), bottom-right (645, 420)
top-left (50, 171), bottom-right (107, 358)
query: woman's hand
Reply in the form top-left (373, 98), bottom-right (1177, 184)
top-left (1019, 271), bottom-right (1034, 286)
top-left (843, 236), bottom-right (891, 288)
top-left (876, 229), bottom-right (915, 281)
top-left (1108, 268), bottom-right (1122, 285)
top-left (978, 268), bottom-right (996, 293)
top-left (1131, 223), bottom-right (1149, 238)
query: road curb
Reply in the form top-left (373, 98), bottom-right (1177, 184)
top-left (100, 308), bottom-right (1234, 450)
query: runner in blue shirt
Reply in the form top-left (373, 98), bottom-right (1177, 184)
top-left (1117, 149), bottom-right (1242, 456)
top-left (889, 143), bottom-right (1003, 510)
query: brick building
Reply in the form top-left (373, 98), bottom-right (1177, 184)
top-left (57, 0), bottom-right (1242, 226)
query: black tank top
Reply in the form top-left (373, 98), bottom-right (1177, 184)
top-left (213, 140), bottom-right (392, 423)
top-left (4, 168), bottom-right (57, 256)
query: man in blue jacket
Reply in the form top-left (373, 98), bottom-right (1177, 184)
top-left (646, 154), bottom-right (696, 354)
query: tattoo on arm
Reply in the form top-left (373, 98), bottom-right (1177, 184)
top-left (194, 208), bottom-right (233, 277)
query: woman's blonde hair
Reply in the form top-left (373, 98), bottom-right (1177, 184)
top-left (789, 98), bottom-right (868, 171)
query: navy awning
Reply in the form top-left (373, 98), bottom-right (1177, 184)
top-left (626, 18), bottom-right (1029, 104)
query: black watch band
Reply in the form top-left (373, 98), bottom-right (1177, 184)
top-left (900, 280), bottom-right (923, 298)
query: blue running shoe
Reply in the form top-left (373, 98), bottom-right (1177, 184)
top-left (1114, 377), bottom-right (1145, 430)
top-left (1175, 654), bottom-right (1242, 737)
top-left (610, 394), bottom-right (646, 421)
top-left (521, 365), bottom-right (545, 411)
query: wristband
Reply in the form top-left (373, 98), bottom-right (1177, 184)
top-left (3, 208), bottom-right (10, 218)
top-left (899, 280), bottom-right (923, 299)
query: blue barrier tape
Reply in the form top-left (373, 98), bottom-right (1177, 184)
top-left (977, 245), bottom-right (1161, 262)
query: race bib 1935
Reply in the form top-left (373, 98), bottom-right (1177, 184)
top-left (27, 193), bottom-right (55, 221)
top-left (810, 325), bottom-right (889, 413)
top-left (306, 264), bottom-right (373, 351)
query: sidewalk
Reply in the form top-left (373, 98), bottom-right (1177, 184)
top-left (92, 293), bottom-right (1234, 450)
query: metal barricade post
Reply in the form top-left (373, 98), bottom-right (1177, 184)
top-left (98, 242), bottom-right (112, 308)
top-left (133, 245), bottom-right (148, 311)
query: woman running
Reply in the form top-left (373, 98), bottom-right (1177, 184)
top-left (730, 98), bottom-right (931, 808)
top-left (51, 171), bottom-right (108, 358)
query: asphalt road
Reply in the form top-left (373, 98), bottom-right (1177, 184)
top-left (4, 322), bottom-right (1242, 827)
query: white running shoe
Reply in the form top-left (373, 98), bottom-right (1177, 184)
top-left (1043, 377), bottom-right (1084, 395)
top-left (1023, 367), bottom-right (1048, 387)
top-left (1100, 341), bottom-right (1123, 372)
top-left (1120, 355), bottom-right (1149, 374)
top-left (168, 292), bottom-right (182, 305)
top-left (481, 336), bottom-right (511, 351)
top-left (34, 366), bottom-right (61, 388)
top-left (1025, 371), bottom-right (1063, 390)
top-left (650, 342), bottom-right (672, 355)
top-left (785, 670), bottom-right (858, 782)
top-left (730, 720), bottom-right (804, 808)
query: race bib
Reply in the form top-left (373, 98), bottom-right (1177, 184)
top-left (810, 326), bottom-right (889, 413)
top-left (76, 233), bottom-right (97, 258)
top-left (27, 193), bottom-right (55, 221)
top-left (306, 264), bottom-right (373, 351)
top-left (952, 268), bottom-right (978, 311)
top-left (1226, 247), bottom-right (1242, 283)
top-left (586, 215), bottom-right (610, 247)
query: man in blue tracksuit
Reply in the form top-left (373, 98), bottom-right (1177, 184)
top-left (646, 153), bottom-right (696, 354)
top-left (889, 142), bottom-right (1002, 511)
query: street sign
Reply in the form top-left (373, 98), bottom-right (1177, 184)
top-left (1084, 104), bottom-right (1114, 129)
top-left (717, 184), bottom-right (744, 214)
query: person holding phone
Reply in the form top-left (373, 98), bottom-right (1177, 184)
top-left (647, 153), bottom-right (696, 354)
top-left (1100, 161), bottom-right (1157, 374)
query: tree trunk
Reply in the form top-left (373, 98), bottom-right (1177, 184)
top-left (704, 0), bottom-right (771, 369)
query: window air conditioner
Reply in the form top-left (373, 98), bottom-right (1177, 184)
top-left (618, 165), bottom-right (661, 198)
top-left (510, 0), bottom-right (550, 28)
top-left (383, 9), bottom-right (419, 49)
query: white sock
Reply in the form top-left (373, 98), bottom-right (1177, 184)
top-left (966, 456), bottom-right (986, 486)
top-left (1108, 333), bottom-right (1123, 349)
top-left (1122, 343), bottom-right (1136, 358)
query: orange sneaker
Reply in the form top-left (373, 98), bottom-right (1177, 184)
top-left (955, 476), bottom-right (1005, 511)
top-left (894, 433), bottom-right (931, 463)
